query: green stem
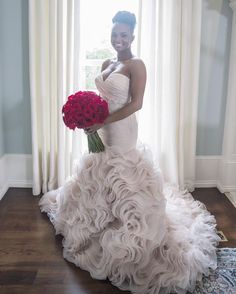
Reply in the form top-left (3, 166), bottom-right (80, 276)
top-left (87, 131), bottom-right (105, 153)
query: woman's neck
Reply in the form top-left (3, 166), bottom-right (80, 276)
top-left (117, 49), bottom-right (133, 62)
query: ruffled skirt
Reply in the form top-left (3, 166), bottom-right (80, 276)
top-left (39, 145), bottom-right (220, 294)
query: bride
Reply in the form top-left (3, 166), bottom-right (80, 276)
top-left (39, 11), bottom-right (220, 294)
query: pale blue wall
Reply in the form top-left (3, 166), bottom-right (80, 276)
top-left (0, 8), bottom-right (5, 157)
top-left (0, 0), bottom-right (31, 155)
top-left (0, 0), bottom-right (233, 156)
top-left (196, 0), bottom-right (232, 155)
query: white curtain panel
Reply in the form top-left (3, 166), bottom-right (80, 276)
top-left (29, 0), bottom-right (82, 195)
top-left (138, 0), bottom-right (202, 191)
top-left (29, 0), bottom-right (201, 195)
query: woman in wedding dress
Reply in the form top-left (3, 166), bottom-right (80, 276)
top-left (39, 11), bottom-right (220, 294)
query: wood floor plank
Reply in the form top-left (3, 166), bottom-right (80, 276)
top-left (0, 270), bottom-right (37, 285)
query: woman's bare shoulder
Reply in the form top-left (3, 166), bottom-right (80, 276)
top-left (129, 57), bottom-right (145, 67)
top-left (129, 57), bottom-right (146, 75)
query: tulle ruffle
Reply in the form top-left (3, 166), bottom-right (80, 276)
top-left (39, 145), bottom-right (220, 294)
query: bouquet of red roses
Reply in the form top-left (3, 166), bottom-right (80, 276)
top-left (62, 91), bottom-right (109, 153)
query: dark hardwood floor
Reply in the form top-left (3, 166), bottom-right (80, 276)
top-left (0, 187), bottom-right (235, 294)
top-left (192, 188), bottom-right (236, 248)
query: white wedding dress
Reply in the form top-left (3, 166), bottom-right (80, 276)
top-left (39, 72), bottom-right (220, 294)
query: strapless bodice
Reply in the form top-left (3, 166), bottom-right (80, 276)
top-left (95, 72), bottom-right (131, 113)
top-left (94, 72), bottom-right (138, 152)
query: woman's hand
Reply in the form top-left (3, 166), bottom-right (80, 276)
top-left (84, 123), bottom-right (104, 134)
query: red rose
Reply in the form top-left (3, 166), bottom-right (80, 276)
top-left (62, 91), bottom-right (109, 130)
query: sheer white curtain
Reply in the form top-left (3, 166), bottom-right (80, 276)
top-left (29, 0), bottom-right (202, 195)
top-left (138, 0), bottom-right (202, 192)
top-left (29, 0), bottom-right (82, 195)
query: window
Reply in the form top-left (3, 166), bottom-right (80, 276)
top-left (80, 0), bottom-right (140, 91)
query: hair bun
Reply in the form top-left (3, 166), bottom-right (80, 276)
top-left (112, 11), bottom-right (136, 32)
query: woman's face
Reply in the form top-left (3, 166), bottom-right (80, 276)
top-left (111, 22), bottom-right (134, 52)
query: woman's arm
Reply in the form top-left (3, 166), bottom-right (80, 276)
top-left (87, 59), bottom-right (146, 133)
top-left (105, 59), bottom-right (146, 124)
top-left (101, 58), bottom-right (111, 72)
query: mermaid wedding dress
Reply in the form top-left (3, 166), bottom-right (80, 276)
top-left (39, 72), bottom-right (220, 294)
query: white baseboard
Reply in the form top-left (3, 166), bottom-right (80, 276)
top-left (216, 181), bottom-right (236, 193)
top-left (0, 154), bottom-right (235, 201)
top-left (194, 180), bottom-right (217, 188)
top-left (225, 191), bottom-right (236, 208)
top-left (0, 155), bottom-right (7, 200)
top-left (0, 183), bottom-right (9, 201)
top-left (5, 154), bottom-right (33, 185)
top-left (195, 156), bottom-right (236, 192)
top-left (8, 180), bottom-right (33, 188)
top-left (195, 156), bottom-right (236, 207)
top-left (0, 154), bottom-right (33, 200)
top-left (218, 158), bottom-right (236, 191)
top-left (195, 156), bottom-right (221, 188)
